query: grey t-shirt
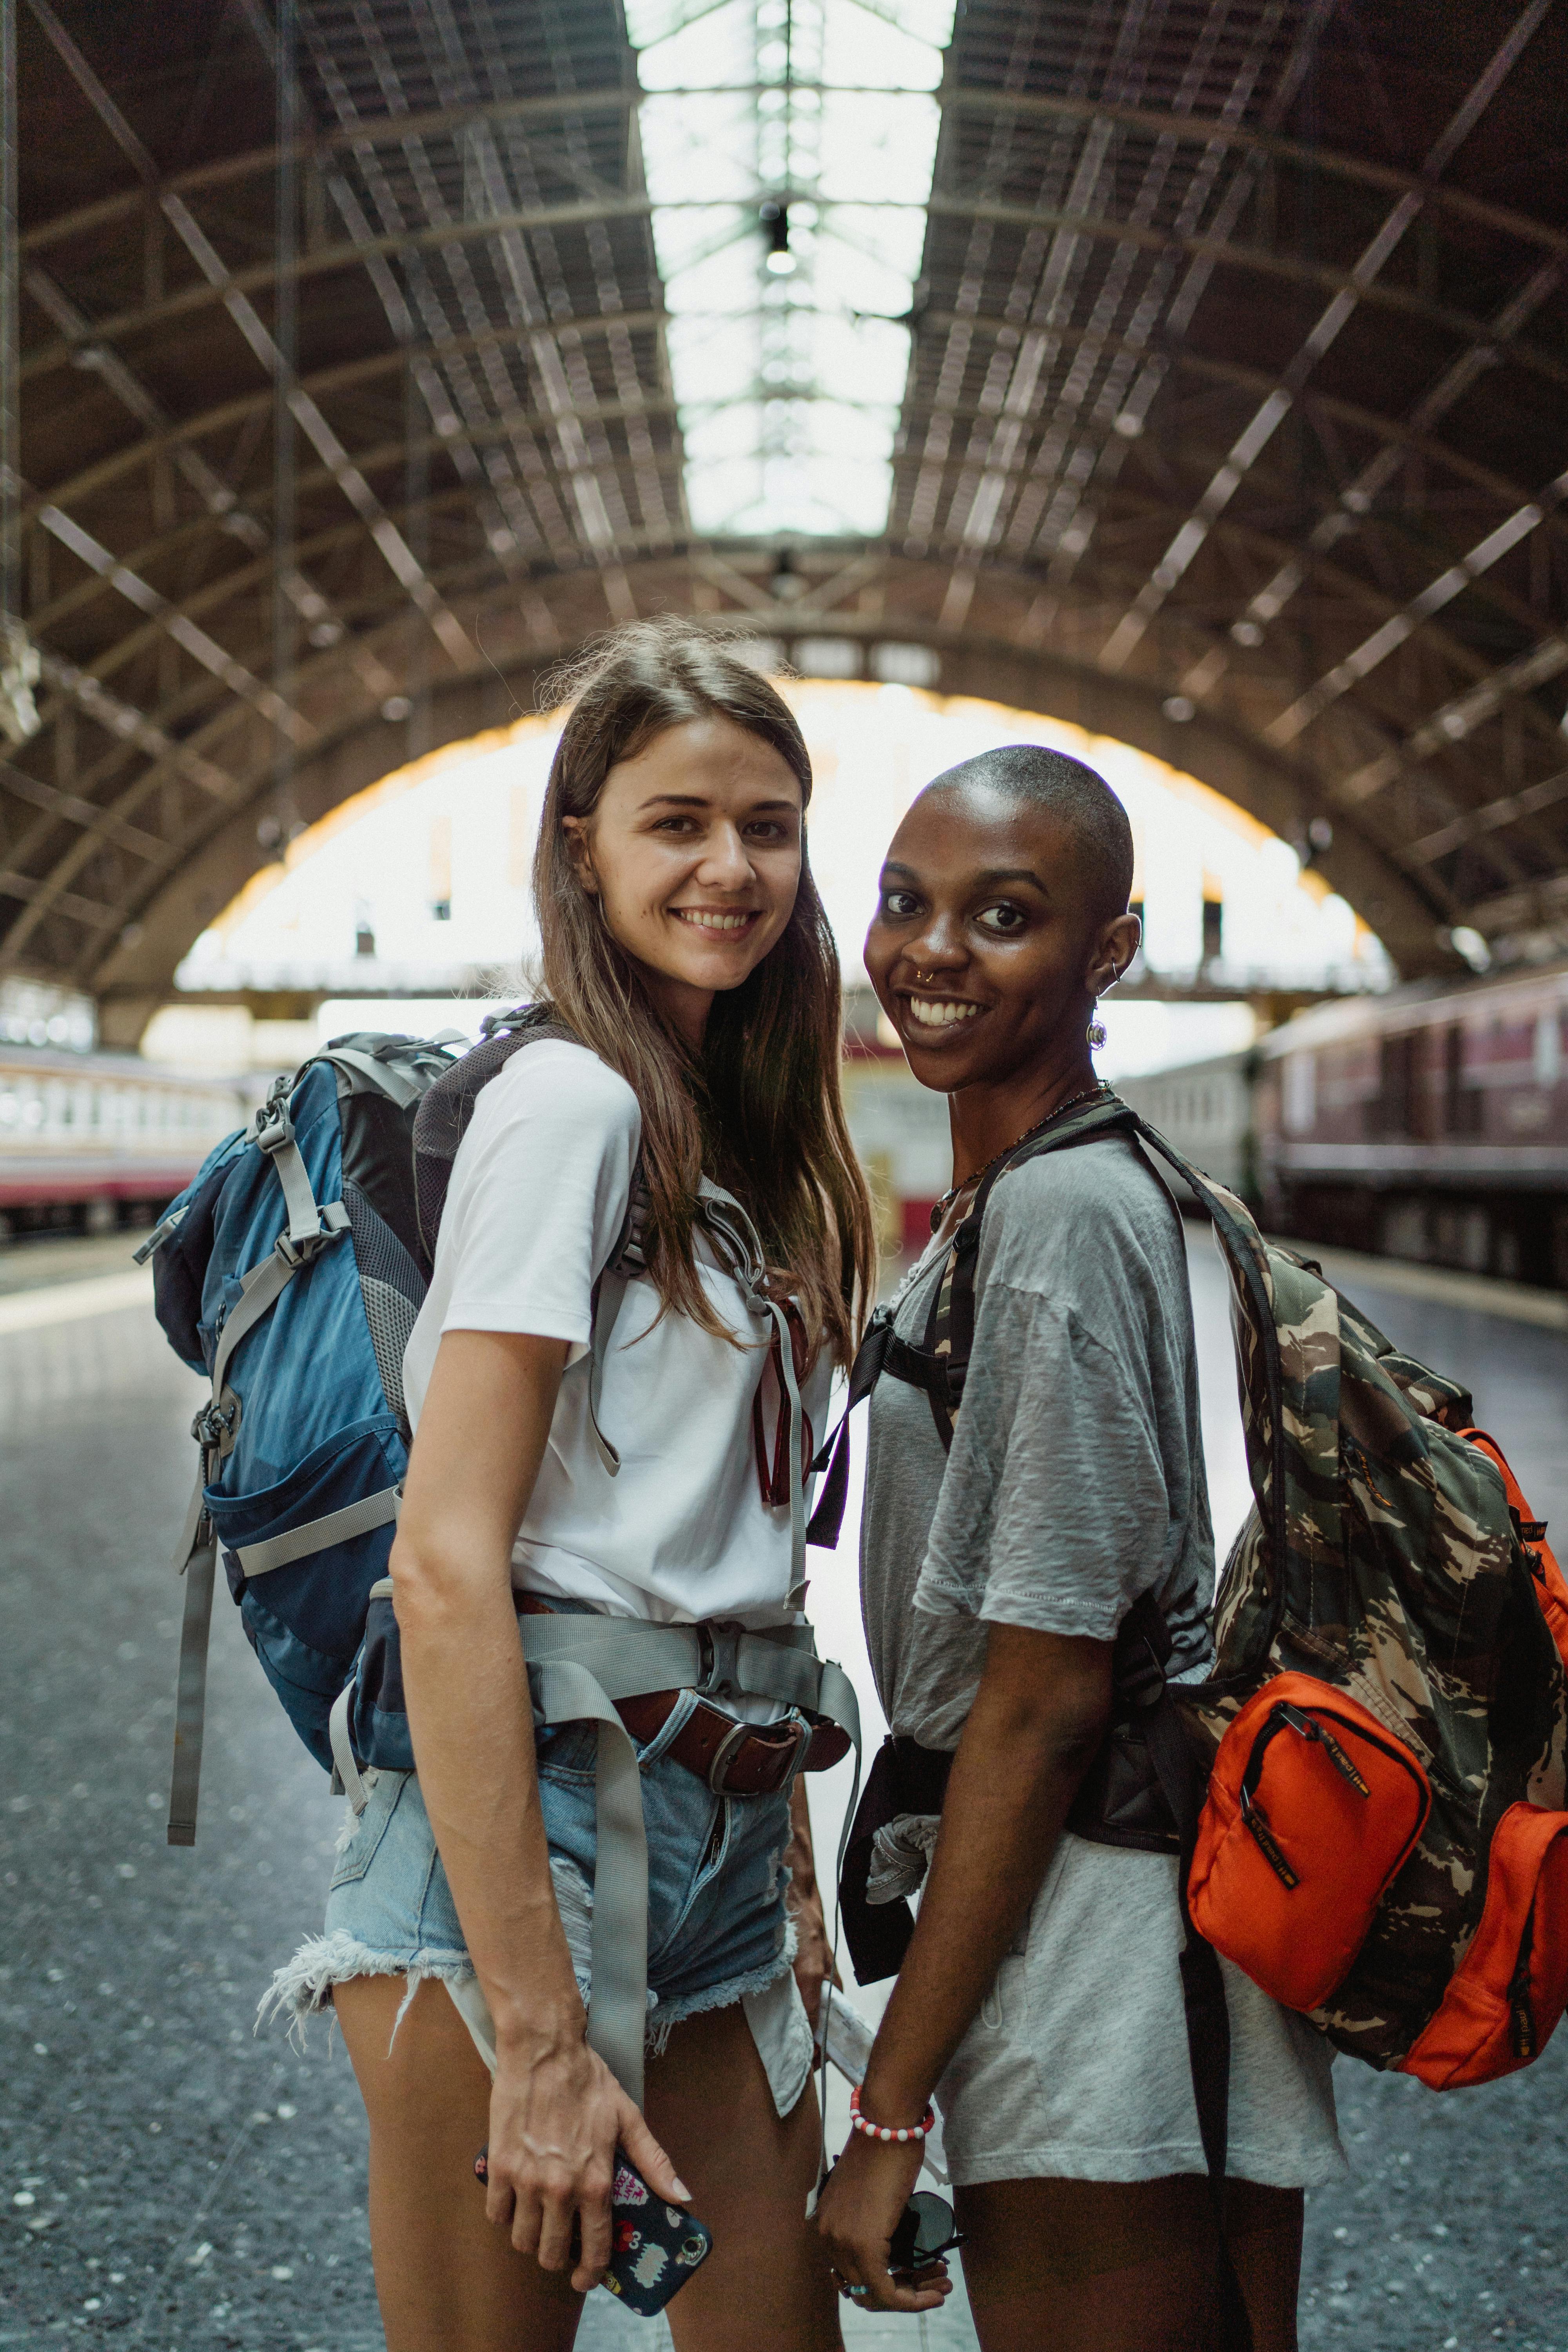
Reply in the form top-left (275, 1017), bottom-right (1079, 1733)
top-left (861, 1130), bottom-right (1214, 1749)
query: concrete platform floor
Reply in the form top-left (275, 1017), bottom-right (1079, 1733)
top-left (1, 1230), bottom-right (1565, 2349)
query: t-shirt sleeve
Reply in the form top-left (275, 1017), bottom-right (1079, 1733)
top-left (913, 1279), bottom-right (1177, 1643)
top-left (437, 1043), bottom-right (640, 1356)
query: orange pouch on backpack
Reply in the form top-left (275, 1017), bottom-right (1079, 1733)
top-left (1189, 1672), bottom-right (1431, 2013)
top-left (1462, 1428), bottom-right (1568, 1675)
top-left (1402, 1801), bottom-right (1568, 2088)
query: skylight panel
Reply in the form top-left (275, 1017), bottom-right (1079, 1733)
top-left (628, 0), bottom-right (956, 541)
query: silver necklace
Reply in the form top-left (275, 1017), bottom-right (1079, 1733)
top-left (929, 1081), bottom-right (1111, 1230)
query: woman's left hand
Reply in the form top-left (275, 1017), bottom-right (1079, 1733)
top-left (815, 2132), bottom-right (952, 2314)
top-left (788, 1880), bottom-right (840, 2031)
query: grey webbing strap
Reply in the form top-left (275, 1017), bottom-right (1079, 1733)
top-left (586, 1269), bottom-right (629, 1475)
top-left (527, 1658), bottom-right (650, 2106)
top-left (164, 1222), bottom-right (350, 1840)
top-left (511, 1610), bottom-right (862, 2109)
top-left (210, 1246), bottom-right (299, 1401)
top-left (132, 1200), bottom-right (189, 1265)
top-left (519, 1614), bottom-right (702, 1700)
top-left (236, 1484), bottom-right (401, 1578)
top-left (256, 1116), bottom-right (325, 1251)
top-left (329, 1682), bottom-right (370, 1816)
top-left (321, 1045), bottom-right (425, 1107)
top-left (172, 1475), bottom-right (210, 1581)
top-left (512, 1615), bottom-right (861, 1746)
top-left (166, 1527), bottom-right (216, 1847)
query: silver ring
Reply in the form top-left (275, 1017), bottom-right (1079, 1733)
top-left (846, 2283), bottom-right (871, 2300)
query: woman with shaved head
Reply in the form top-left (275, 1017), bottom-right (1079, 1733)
top-left (816, 747), bottom-right (1342, 2351)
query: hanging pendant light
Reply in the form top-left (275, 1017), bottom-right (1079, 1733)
top-left (759, 198), bottom-right (796, 275)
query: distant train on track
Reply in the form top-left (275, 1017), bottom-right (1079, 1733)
top-left (1118, 960), bottom-right (1568, 1292)
top-left (0, 1046), bottom-right (252, 1237)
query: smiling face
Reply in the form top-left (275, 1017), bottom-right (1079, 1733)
top-left (563, 714), bottom-right (804, 1045)
top-left (863, 781), bottom-right (1141, 1097)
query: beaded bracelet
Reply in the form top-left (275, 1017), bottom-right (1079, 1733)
top-left (848, 2083), bottom-right (935, 2145)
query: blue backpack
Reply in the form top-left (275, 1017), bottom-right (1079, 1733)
top-left (145, 1008), bottom-right (643, 1846)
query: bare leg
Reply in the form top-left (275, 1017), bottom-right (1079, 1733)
top-left (1225, 2181), bottom-right (1303, 2352)
top-left (954, 2173), bottom-right (1303, 2352)
top-left (335, 1975), bottom-right (584, 2352)
top-left (647, 2000), bottom-right (843, 2352)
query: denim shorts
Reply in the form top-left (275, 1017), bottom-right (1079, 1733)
top-left (263, 1692), bottom-right (816, 2114)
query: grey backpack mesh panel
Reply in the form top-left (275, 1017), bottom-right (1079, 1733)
top-left (344, 1179), bottom-right (425, 1431)
top-left (361, 1276), bottom-right (418, 1431)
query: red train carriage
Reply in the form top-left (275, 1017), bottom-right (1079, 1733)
top-left (0, 1047), bottom-right (251, 1237)
top-left (1257, 964), bottom-right (1568, 1290)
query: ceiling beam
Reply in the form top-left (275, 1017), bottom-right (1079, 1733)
top-left (1093, 3), bottom-right (1552, 675)
top-left (18, 78), bottom-right (641, 260)
top-left (20, 196), bottom-right (659, 385)
top-left (942, 87), bottom-right (1568, 263)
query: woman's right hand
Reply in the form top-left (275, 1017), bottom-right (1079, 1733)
top-left (483, 2016), bottom-right (690, 2294)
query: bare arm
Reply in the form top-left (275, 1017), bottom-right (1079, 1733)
top-left (817, 1622), bottom-right (1112, 2310)
top-left (392, 1328), bottom-right (684, 2288)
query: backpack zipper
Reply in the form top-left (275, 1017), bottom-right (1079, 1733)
top-left (1235, 1695), bottom-right (1429, 1893)
top-left (1508, 1895), bottom-right (1539, 2062)
top-left (1238, 1784), bottom-right (1300, 1888)
top-left (1274, 1701), bottom-right (1372, 1797)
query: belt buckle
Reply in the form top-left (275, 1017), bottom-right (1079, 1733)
top-left (706, 1711), bottom-right (811, 1797)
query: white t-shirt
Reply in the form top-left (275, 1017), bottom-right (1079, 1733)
top-left (402, 1039), bottom-right (834, 1627)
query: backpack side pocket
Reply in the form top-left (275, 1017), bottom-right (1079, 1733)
top-left (1189, 1670), bottom-right (1431, 2012)
top-left (1401, 1803), bottom-right (1568, 2089)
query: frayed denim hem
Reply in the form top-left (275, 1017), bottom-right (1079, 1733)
top-left (257, 1929), bottom-right (474, 2054)
top-left (646, 1912), bottom-right (799, 2056)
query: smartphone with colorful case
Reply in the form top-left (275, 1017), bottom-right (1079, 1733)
top-left (474, 2144), bottom-right (713, 2315)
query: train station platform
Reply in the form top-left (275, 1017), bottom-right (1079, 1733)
top-left (2, 1231), bottom-right (1566, 2350)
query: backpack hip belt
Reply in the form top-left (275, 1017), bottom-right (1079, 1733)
top-left (332, 1592), bottom-right (862, 2109)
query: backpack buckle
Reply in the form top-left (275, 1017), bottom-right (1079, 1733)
top-left (274, 1201), bottom-right (350, 1268)
top-left (252, 1082), bottom-right (294, 1151)
top-left (191, 1392), bottom-right (241, 1456)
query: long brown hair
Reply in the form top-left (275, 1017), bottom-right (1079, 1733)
top-left (532, 618), bottom-right (875, 1368)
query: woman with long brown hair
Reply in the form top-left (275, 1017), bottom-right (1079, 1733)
top-left (268, 620), bottom-right (875, 2350)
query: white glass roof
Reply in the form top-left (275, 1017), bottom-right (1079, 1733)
top-left (625, 0), bottom-right (956, 539)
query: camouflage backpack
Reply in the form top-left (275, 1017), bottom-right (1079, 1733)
top-left (1171, 1136), bottom-right (1568, 2091)
top-left (820, 1090), bottom-right (1568, 2111)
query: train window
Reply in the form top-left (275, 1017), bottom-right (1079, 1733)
top-left (1535, 1012), bottom-right (1563, 1089)
top-left (1375, 1035), bottom-right (1417, 1139)
top-left (1442, 1027), bottom-right (1484, 1138)
top-left (1283, 1054), bottom-right (1316, 1133)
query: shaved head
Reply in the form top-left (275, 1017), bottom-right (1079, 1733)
top-left (926, 744), bottom-right (1134, 925)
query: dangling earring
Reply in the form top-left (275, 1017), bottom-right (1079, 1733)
top-left (1087, 1008), bottom-right (1107, 1050)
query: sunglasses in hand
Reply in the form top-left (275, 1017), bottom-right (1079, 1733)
top-left (889, 2189), bottom-right (966, 2276)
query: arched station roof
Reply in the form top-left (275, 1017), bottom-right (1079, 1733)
top-left (5, 0), bottom-right (1568, 1036)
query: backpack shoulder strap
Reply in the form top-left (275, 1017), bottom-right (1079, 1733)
top-left (807, 1094), bottom-right (1134, 1546)
top-left (411, 1003), bottom-right (571, 1259)
top-left (410, 1005), bottom-right (654, 1473)
top-left (939, 1089), bottom-right (1134, 1412)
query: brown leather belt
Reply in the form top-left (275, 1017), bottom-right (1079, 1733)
top-left (517, 1595), bottom-right (849, 1798)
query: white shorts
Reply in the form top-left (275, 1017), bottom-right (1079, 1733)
top-left (933, 1831), bottom-right (1347, 2190)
